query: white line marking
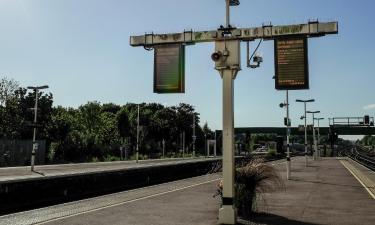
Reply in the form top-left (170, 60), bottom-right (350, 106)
top-left (340, 160), bottom-right (375, 200)
top-left (36, 178), bottom-right (221, 225)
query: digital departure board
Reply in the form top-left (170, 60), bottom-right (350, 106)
top-left (154, 44), bottom-right (185, 93)
top-left (275, 37), bottom-right (309, 90)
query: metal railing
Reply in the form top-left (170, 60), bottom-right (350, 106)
top-left (329, 117), bottom-right (374, 127)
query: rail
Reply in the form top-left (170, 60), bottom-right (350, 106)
top-left (339, 145), bottom-right (375, 171)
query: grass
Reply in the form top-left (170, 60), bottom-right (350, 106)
top-left (235, 159), bottom-right (284, 218)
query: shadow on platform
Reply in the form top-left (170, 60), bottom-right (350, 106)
top-left (238, 212), bottom-right (320, 225)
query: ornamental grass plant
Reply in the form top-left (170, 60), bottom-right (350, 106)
top-left (235, 159), bottom-right (283, 218)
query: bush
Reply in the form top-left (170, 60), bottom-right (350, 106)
top-left (235, 159), bottom-right (283, 218)
top-left (104, 155), bottom-right (121, 162)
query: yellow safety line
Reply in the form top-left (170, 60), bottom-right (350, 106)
top-left (340, 159), bottom-right (375, 200)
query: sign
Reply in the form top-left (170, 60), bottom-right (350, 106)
top-left (154, 44), bottom-right (185, 93)
top-left (275, 37), bottom-right (309, 90)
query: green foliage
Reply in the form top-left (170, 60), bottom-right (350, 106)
top-left (361, 135), bottom-right (375, 146)
top-left (0, 77), bottom-right (19, 106)
top-left (0, 78), bottom-right (212, 163)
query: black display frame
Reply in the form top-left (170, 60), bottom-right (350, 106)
top-left (153, 44), bottom-right (185, 94)
top-left (274, 36), bottom-right (309, 90)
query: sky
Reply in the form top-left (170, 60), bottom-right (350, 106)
top-left (0, 0), bottom-right (374, 136)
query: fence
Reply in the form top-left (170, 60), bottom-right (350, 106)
top-left (0, 140), bottom-right (45, 167)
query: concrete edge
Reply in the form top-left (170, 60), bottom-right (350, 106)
top-left (339, 158), bottom-right (375, 200)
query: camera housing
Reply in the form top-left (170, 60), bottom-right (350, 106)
top-left (211, 51), bottom-right (223, 62)
top-left (253, 54), bottom-right (263, 63)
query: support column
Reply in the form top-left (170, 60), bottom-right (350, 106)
top-left (218, 69), bottom-right (236, 225)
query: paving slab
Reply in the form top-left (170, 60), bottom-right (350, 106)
top-left (252, 157), bottom-right (375, 225)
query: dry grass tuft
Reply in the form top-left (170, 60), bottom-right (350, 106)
top-left (235, 159), bottom-right (284, 218)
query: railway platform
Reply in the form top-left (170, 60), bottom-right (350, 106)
top-left (1, 157), bottom-right (374, 225)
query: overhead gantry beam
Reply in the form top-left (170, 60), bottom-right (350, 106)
top-left (130, 21), bottom-right (338, 47)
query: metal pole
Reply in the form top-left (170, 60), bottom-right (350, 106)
top-left (218, 69), bottom-right (236, 224)
top-left (225, 0), bottom-right (230, 27)
top-left (162, 139), bottom-right (165, 158)
top-left (31, 89), bottom-right (38, 171)
top-left (204, 134), bottom-right (207, 157)
top-left (136, 105), bottom-right (139, 163)
top-left (304, 103), bottom-right (308, 167)
top-left (286, 90), bottom-right (291, 180)
top-left (192, 115), bottom-right (196, 157)
top-left (312, 114), bottom-right (316, 161)
top-left (214, 131), bottom-right (217, 157)
top-left (317, 119), bottom-right (321, 159)
top-left (183, 131), bottom-right (185, 158)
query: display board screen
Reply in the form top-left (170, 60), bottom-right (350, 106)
top-left (275, 37), bottom-right (309, 90)
top-left (154, 44), bottom-right (185, 93)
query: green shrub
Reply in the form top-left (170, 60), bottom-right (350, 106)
top-left (104, 155), bottom-right (120, 162)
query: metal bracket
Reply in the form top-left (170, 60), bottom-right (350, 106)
top-left (144, 32), bottom-right (154, 51)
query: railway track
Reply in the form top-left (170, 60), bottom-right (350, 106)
top-left (339, 145), bottom-right (375, 171)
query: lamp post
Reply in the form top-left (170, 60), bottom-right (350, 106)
top-left (296, 99), bottom-right (315, 167)
top-left (27, 85), bottom-right (49, 171)
top-left (307, 110), bottom-right (320, 160)
top-left (314, 117), bottom-right (324, 159)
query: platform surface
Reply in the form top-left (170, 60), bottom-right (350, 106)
top-left (1, 157), bottom-right (374, 225)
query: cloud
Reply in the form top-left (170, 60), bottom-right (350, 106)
top-left (364, 104), bottom-right (375, 110)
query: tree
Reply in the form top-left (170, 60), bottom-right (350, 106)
top-left (117, 107), bottom-right (131, 141)
top-left (0, 87), bottom-right (53, 140)
top-left (0, 77), bottom-right (19, 106)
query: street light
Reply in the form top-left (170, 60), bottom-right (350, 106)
top-left (314, 117), bottom-right (324, 159)
top-left (296, 99), bottom-right (315, 167)
top-left (307, 110), bottom-right (320, 160)
top-left (27, 85), bottom-right (49, 171)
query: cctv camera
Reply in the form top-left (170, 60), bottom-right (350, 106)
top-left (211, 51), bottom-right (223, 62)
top-left (253, 54), bottom-right (263, 63)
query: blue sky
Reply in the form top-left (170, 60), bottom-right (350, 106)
top-left (0, 0), bottom-right (374, 134)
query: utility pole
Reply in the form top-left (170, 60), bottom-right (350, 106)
top-left (130, 1), bottom-right (337, 223)
top-left (296, 99), bottom-right (315, 167)
top-left (27, 85), bottom-right (48, 172)
top-left (136, 104), bottom-right (140, 163)
top-left (307, 111), bottom-right (320, 161)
